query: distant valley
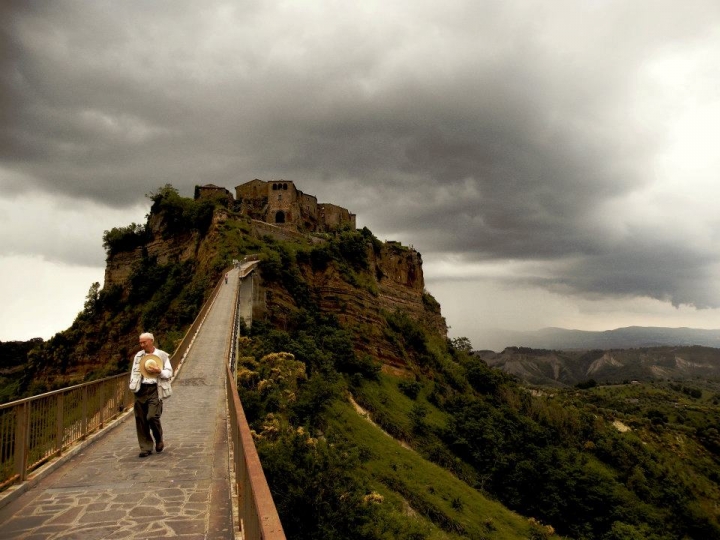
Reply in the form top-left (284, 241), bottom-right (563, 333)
top-left (476, 344), bottom-right (720, 387)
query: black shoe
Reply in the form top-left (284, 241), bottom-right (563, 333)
top-left (155, 441), bottom-right (164, 453)
top-left (139, 451), bottom-right (152, 458)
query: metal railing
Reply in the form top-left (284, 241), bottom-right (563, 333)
top-left (228, 268), bottom-right (242, 380)
top-left (226, 264), bottom-right (286, 539)
top-left (226, 364), bottom-right (285, 539)
top-left (0, 374), bottom-right (132, 489)
top-left (0, 267), bottom-right (229, 491)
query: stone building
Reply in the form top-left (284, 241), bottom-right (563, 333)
top-left (233, 179), bottom-right (356, 233)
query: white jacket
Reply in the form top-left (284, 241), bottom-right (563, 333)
top-left (129, 348), bottom-right (173, 398)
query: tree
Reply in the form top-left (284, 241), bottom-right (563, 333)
top-left (451, 337), bottom-right (473, 353)
top-left (83, 282), bottom-right (101, 316)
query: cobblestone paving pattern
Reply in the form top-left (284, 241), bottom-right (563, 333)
top-left (0, 267), bottom-right (242, 539)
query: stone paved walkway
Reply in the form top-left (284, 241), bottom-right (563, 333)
top-left (0, 268), bottom-right (242, 539)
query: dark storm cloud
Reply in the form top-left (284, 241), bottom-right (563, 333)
top-left (3, 0), bottom-right (720, 309)
top-left (525, 238), bottom-right (720, 309)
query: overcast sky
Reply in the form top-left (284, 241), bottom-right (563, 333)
top-left (3, 0), bottom-right (720, 350)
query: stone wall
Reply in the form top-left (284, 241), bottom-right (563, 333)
top-left (318, 203), bottom-right (356, 231)
top-left (235, 179), bottom-right (267, 200)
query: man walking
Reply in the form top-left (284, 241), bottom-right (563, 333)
top-left (129, 332), bottom-right (172, 457)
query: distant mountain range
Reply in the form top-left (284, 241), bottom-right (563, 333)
top-left (477, 326), bottom-right (720, 352)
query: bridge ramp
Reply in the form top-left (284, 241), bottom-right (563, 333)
top-left (0, 267), bottom-right (242, 539)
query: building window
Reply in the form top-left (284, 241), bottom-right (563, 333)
top-left (283, 183), bottom-right (288, 190)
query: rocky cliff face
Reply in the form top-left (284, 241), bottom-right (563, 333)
top-left (255, 239), bottom-right (446, 369)
top-left (317, 243), bottom-right (445, 368)
top-left (103, 206), bottom-right (445, 370)
top-left (104, 211), bottom-right (230, 288)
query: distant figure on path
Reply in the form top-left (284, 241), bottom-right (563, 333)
top-left (129, 332), bottom-right (172, 458)
top-left (225, 272), bottom-right (229, 284)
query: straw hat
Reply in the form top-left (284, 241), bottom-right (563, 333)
top-left (139, 354), bottom-right (164, 378)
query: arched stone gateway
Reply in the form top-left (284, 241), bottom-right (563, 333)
top-left (275, 210), bottom-right (286, 224)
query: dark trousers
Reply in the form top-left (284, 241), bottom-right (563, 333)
top-left (134, 384), bottom-right (163, 452)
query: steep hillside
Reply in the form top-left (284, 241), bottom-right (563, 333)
top-left (238, 275), bottom-right (720, 539)
top-left (228, 222), bottom-right (720, 538)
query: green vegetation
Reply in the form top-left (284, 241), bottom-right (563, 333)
top-left (148, 184), bottom-right (219, 238)
top-left (9, 186), bottom-right (720, 538)
top-left (236, 236), bottom-right (720, 539)
top-left (236, 316), bottom-right (538, 539)
top-left (0, 338), bottom-right (43, 402)
top-left (102, 222), bottom-right (149, 256)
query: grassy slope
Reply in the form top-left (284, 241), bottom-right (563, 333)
top-left (329, 397), bottom-right (539, 539)
top-left (333, 366), bottom-right (569, 539)
top-left (574, 381), bottom-right (720, 502)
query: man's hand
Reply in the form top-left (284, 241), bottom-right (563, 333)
top-left (145, 358), bottom-right (162, 374)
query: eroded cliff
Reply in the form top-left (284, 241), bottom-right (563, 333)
top-left (103, 200), bottom-right (445, 371)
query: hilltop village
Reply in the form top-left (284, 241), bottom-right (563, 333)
top-left (195, 179), bottom-right (356, 233)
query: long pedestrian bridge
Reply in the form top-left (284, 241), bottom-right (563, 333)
top-left (0, 262), bottom-right (285, 539)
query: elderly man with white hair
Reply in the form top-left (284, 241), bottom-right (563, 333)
top-left (129, 332), bottom-right (173, 457)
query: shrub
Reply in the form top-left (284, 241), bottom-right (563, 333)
top-left (148, 184), bottom-right (219, 237)
top-left (399, 380), bottom-right (422, 399)
top-left (336, 230), bottom-right (369, 270)
top-left (385, 310), bottom-right (428, 355)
